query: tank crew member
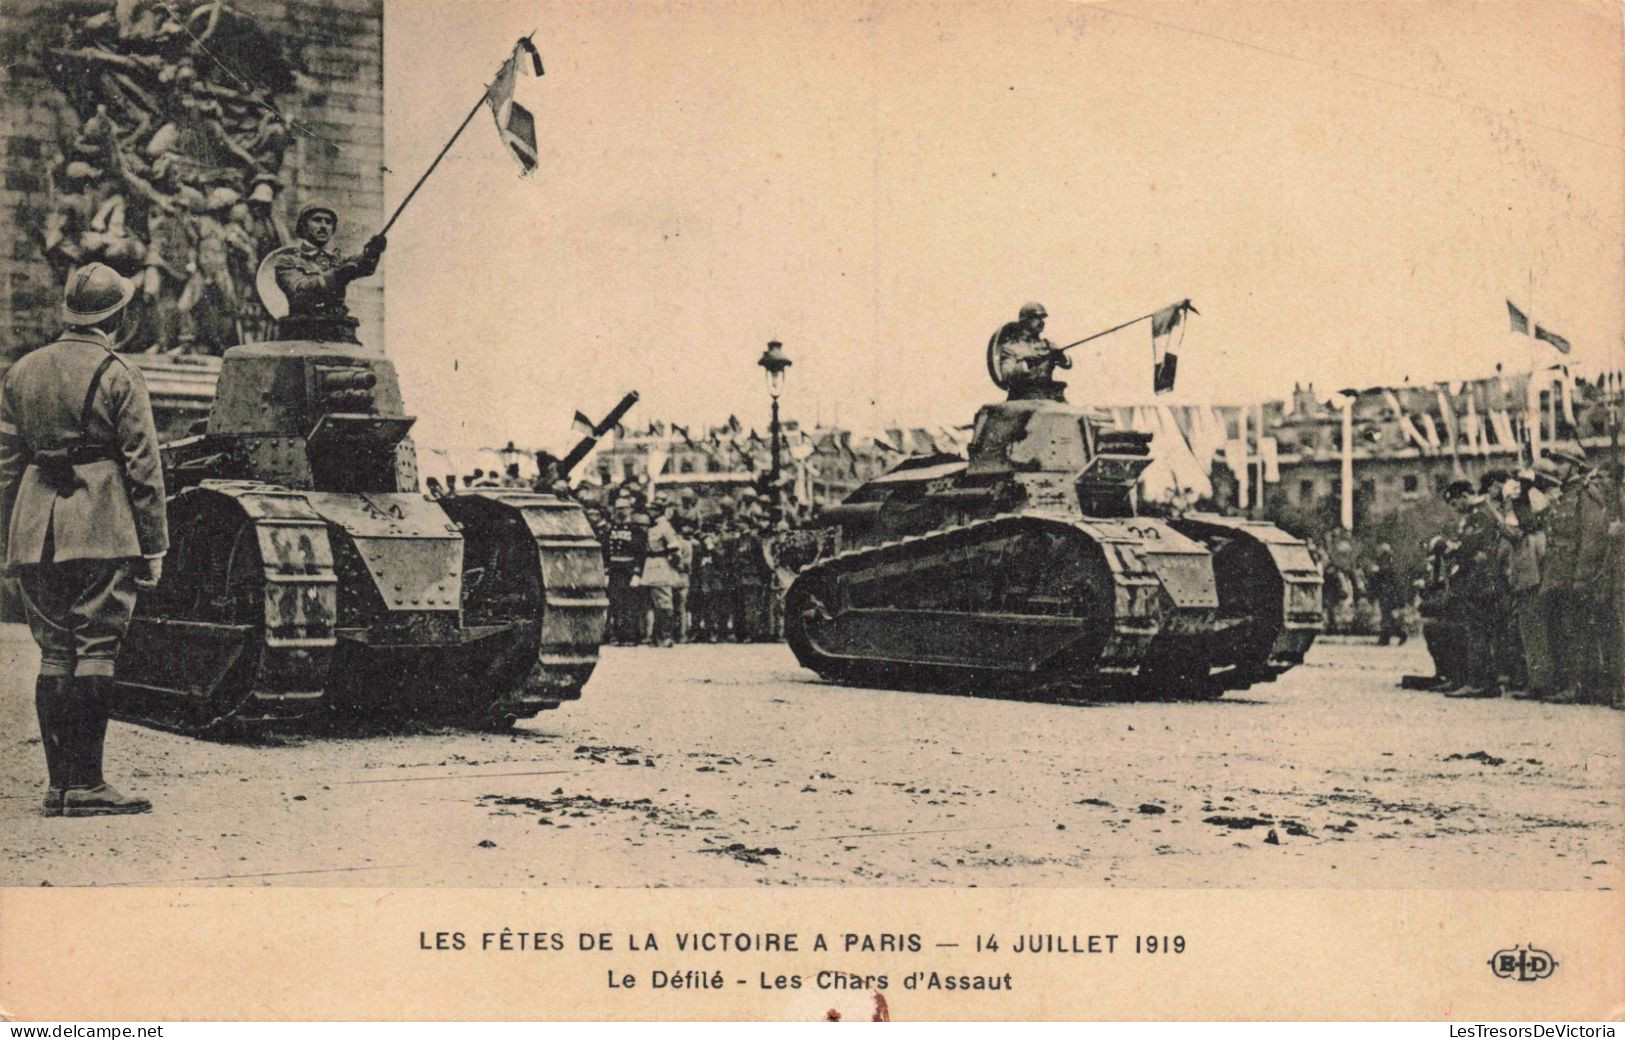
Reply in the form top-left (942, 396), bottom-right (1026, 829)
top-left (0, 263), bottom-right (168, 816)
top-left (993, 302), bottom-right (1071, 401)
top-left (273, 201), bottom-right (386, 342)
top-left (641, 499), bottom-right (685, 646)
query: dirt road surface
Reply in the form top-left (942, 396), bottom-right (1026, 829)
top-left (3, 624), bottom-right (1619, 888)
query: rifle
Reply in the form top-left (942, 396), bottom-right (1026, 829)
top-left (556, 391), bottom-right (639, 478)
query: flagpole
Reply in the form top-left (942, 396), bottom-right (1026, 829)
top-left (1527, 266), bottom-right (1540, 463)
top-left (378, 93), bottom-right (488, 237)
top-left (378, 32), bottom-right (537, 238)
top-left (1056, 303), bottom-right (1184, 353)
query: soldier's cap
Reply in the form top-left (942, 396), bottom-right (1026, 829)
top-left (1019, 301), bottom-right (1048, 320)
top-left (62, 262), bottom-right (135, 326)
top-left (1443, 479), bottom-right (1475, 500)
top-left (64, 160), bottom-right (101, 180)
top-left (295, 201), bottom-right (338, 233)
top-left (248, 183), bottom-right (276, 204)
top-left (206, 186), bottom-right (241, 211)
top-left (251, 172), bottom-right (283, 188)
top-left (1545, 443), bottom-right (1587, 466)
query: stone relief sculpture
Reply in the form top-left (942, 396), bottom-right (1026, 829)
top-left (30, 0), bottom-right (300, 354)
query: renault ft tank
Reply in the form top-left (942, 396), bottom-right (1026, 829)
top-left (111, 337), bottom-right (618, 735)
top-left (784, 395), bottom-right (1323, 699)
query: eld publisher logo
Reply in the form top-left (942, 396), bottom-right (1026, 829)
top-left (1488, 944), bottom-right (1558, 982)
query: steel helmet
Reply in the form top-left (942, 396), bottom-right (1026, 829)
top-left (294, 200), bottom-right (338, 236)
top-left (61, 262), bottom-right (135, 326)
top-left (1019, 301), bottom-right (1047, 320)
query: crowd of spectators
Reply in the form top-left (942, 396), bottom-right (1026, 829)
top-left (1411, 445), bottom-right (1622, 704)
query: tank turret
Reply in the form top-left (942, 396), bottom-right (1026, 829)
top-left (112, 338), bottom-right (616, 735)
top-left (785, 395), bottom-right (1323, 700)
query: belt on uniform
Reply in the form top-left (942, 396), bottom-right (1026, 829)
top-left (30, 445), bottom-right (120, 494)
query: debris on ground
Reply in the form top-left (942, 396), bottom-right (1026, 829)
top-left (699, 843), bottom-right (782, 865)
top-left (1444, 751), bottom-right (1506, 766)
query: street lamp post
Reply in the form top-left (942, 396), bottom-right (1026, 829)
top-left (757, 339), bottom-right (793, 517)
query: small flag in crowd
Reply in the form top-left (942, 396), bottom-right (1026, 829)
top-left (1508, 298), bottom-right (1572, 354)
top-left (1507, 299), bottom-right (1530, 335)
top-left (1151, 299), bottom-right (1197, 395)
top-left (1534, 325), bottom-right (1572, 354)
top-left (487, 37), bottom-right (546, 175)
top-left (570, 410), bottom-right (594, 437)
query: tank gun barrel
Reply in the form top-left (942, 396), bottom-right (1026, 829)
top-left (557, 391), bottom-right (639, 477)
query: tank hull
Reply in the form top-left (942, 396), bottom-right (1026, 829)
top-left (113, 481), bottom-right (608, 735)
top-left (784, 511), bottom-right (1320, 700)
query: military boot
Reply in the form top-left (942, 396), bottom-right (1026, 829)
top-left (62, 676), bottom-right (151, 818)
top-left (34, 676), bottom-right (69, 816)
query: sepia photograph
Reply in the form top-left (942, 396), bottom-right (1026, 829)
top-left (0, 0), bottom-right (1620, 1023)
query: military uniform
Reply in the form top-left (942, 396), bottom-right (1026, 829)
top-left (700, 531), bottom-right (733, 641)
top-left (272, 202), bottom-right (383, 343)
top-left (273, 241), bottom-right (377, 342)
top-left (0, 264), bottom-right (167, 816)
top-left (1364, 548), bottom-right (1408, 645)
top-left (605, 512), bottom-right (646, 645)
top-left (1505, 485), bottom-right (1551, 695)
top-left (1446, 499), bottom-right (1507, 695)
top-left (732, 525), bottom-right (776, 642)
top-left (1570, 472), bottom-right (1619, 702)
top-left (1418, 537), bottom-right (1465, 687)
top-left (640, 511), bottom-right (684, 646)
top-left (1540, 476), bottom-right (1584, 698)
top-left (994, 321), bottom-right (1071, 401)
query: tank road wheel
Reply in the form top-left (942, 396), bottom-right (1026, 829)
top-left (115, 488), bottom-right (337, 736)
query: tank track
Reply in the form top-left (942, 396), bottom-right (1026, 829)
top-left (784, 510), bottom-right (1320, 700)
top-left (114, 483), bottom-right (340, 733)
top-left (112, 484), bottom-right (608, 736)
top-left (445, 489), bottom-right (610, 721)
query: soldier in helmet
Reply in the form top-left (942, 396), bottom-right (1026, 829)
top-left (0, 263), bottom-right (168, 816)
top-left (992, 302), bottom-right (1072, 401)
top-left (273, 201), bottom-right (386, 342)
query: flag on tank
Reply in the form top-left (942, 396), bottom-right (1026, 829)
top-left (487, 38), bottom-right (545, 175)
top-left (1151, 299), bottom-right (1197, 394)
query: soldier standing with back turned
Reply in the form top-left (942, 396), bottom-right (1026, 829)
top-left (0, 263), bottom-right (168, 816)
